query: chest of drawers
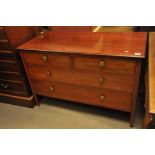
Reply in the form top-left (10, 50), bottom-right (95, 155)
top-left (18, 32), bottom-right (147, 126)
top-left (0, 26), bottom-right (40, 107)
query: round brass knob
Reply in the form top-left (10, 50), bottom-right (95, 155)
top-left (99, 77), bottom-right (104, 84)
top-left (100, 95), bottom-right (105, 100)
top-left (3, 84), bottom-right (8, 89)
top-left (46, 71), bottom-right (51, 76)
top-left (99, 61), bottom-right (105, 68)
top-left (49, 86), bottom-right (54, 91)
top-left (0, 83), bottom-right (4, 87)
top-left (42, 55), bottom-right (48, 61)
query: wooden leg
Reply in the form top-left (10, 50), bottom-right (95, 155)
top-left (130, 110), bottom-right (136, 127)
top-left (142, 113), bottom-right (152, 128)
top-left (34, 95), bottom-right (40, 106)
top-left (130, 96), bottom-right (138, 127)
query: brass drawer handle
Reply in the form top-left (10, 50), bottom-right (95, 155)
top-left (99, 77), bottom-right (104, 84)
top-left (100, 95), bottom-right (105, 100)
top-left (0, 83), bottom-right (8, 89)
top-left (46, 71), bottom-right (51, 76)
top-left (49, 86), bottom-right (54, 91)
top-left (3, 84), bottom-right (8, 89)
top-left (99, 61), bottom-right (105, 68)
top-left (42, 55), bottom-right (48, 61)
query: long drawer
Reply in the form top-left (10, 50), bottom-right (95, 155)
top-left (27, 66), bottom-right (135, 92)
top-left (0, 27), bottom-right (7, 39)
top-left (0, 79), bottom-right (26, 95)
top-left (0, 50), bottom-right (15, 60)
top-left (23, 52), bottom-right (71, 69)
top-left (0, 60), bottom-right (19, 72)
top-left (32, 81), bottom-right (132, 112)
top-left (0, 39), bottom-right (11, 50)
top-left (0, 71), bottom-right (21, 80)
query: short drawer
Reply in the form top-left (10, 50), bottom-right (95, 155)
top-left (74, 56), bottom-right (137, 75)
top-left (32, 81), bottom-right (132, 112)
top-left (22, 52), bottom-right (71, 69)
top-left (0, 39), bottom-right (11, 50)
top-left (0, 79), bottom-right (26, 94)
top-left (0, 60), bottom-right (19, 72)
top-left (0, 50), bottom-right (15, 60)
top-left (27, 66), bottom-right (135, 92)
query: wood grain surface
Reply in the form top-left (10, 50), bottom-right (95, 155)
top-left (18, 32), bottom-right (147, 58)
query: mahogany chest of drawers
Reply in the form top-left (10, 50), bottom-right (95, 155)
top-left (0, 26), bottom-right (39, 107)
top-left (18, 32), bottom-right (147, 126)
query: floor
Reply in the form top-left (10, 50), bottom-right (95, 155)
top-left (0, 97), bottom-right (145, 129)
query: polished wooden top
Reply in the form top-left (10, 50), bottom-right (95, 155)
top-left (18, 32), bottom-right (147, 58)
top-left (148, 32), bottom-right (155, 113)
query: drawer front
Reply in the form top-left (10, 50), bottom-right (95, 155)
top-left (23, 52), bottom-right (71, 69)
top-left (0, 79), bottom-right (26, 94)
top-left (0, 71), bottom-right (21, 80)
top-left (0, 27), bottom-right (7, 39)
top-left (32, 81), bottom-right (132, 112)
top-left (0, 40), bottom-right (11, 50)
top-left (27, 66), bottom-right (135, 92)
top-left (0, 50), bottom-right (15, 60)
top-left (0, 60), bottom-right (19, 72)
top-left (74, 56), bottom-right (136, 75)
